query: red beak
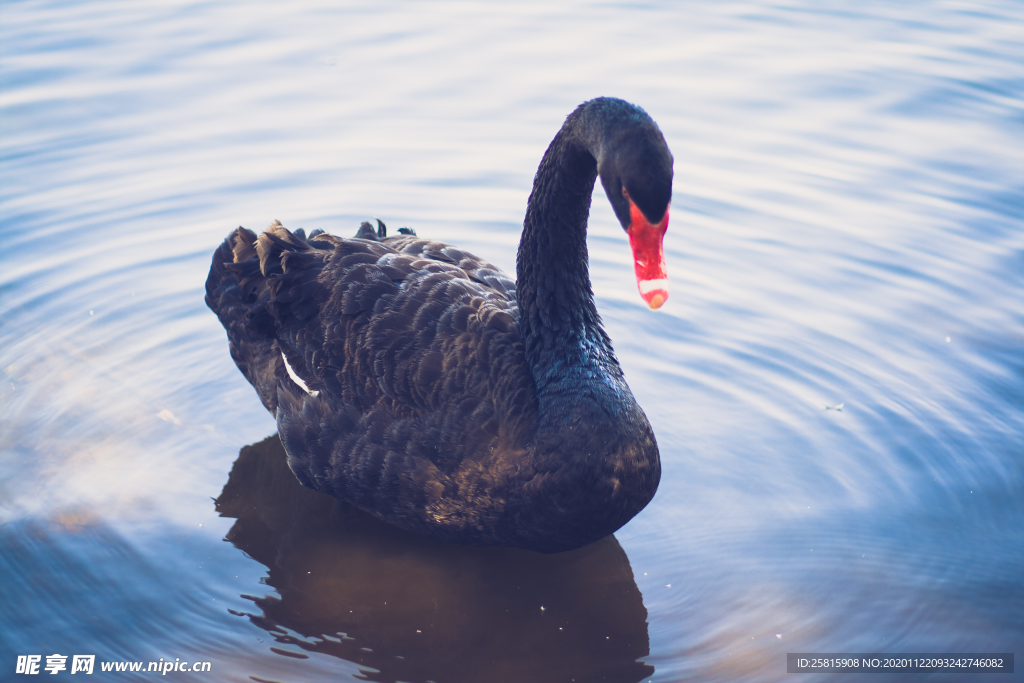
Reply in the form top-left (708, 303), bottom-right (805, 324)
top-left (625, 198), bottom-right (669, 310)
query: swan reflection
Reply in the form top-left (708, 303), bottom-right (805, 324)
top-left (216, 435), bottom-right (654, 683)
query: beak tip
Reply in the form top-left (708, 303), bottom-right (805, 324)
top-left (644, 290), bottom-right (668, 310)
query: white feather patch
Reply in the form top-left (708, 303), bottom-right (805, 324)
top-left (282, 352), bottom-right (319, 396)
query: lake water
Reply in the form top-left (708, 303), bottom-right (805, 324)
top-left (2, 1), bottom-right (1022, 681)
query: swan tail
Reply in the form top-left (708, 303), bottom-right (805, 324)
top-left (206, 222), bottom-right (329, 413)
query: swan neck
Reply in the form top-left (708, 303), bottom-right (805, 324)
top-left (516, 109), bottom-right (619, 396)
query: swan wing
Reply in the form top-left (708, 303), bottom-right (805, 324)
top-left (207, 222), bottom-right (538, 536)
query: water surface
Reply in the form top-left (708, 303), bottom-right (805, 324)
top-left (2, 1), bottom-right (1022, 681)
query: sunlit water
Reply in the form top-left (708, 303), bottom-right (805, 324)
top-left (2, 1), bottom-right (1022, 681)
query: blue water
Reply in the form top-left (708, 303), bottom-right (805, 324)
top-left (2, 1), bottom-right (1022, 681)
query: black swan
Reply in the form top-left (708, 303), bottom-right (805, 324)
top-left (206, 97), bottom-right (673, 553)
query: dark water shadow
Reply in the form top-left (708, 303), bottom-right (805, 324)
top-left (215, 435), bottom-right (654, 683)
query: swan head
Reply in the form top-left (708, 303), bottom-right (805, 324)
top-left (593, 104), bottom-right (674, 310)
